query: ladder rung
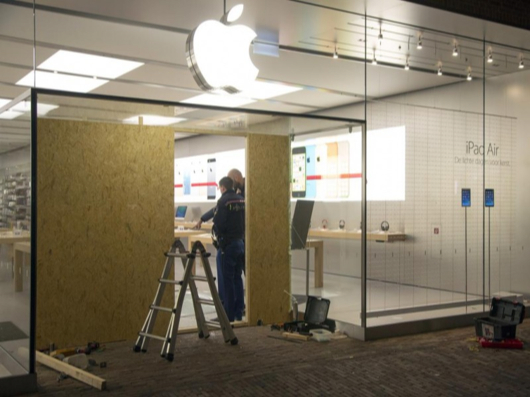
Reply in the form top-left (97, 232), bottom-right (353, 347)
top-left (159, 278), bottom-right (182, 285)
top-left (165, 252), bottom-right (192, 259)
top-left (150, 305), bottom-right (174, 313)
top-left (191, 275), bottom-right (215, 282)
top-left (198, 298), bottom-right (215, 306)
top-left (205, 321), bottom-right (221, 328)
top-left (138, 332), bottom-right (168, 342)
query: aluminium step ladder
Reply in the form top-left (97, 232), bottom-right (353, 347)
top-left (133, 239), bottom-right (238, 362)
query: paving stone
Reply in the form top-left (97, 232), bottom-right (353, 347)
top-left (27, 321), bottom-right (530, 396)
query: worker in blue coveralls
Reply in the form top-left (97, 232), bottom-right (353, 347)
top-left (212, 176), bottom-right (245, 322)
top-left (194, 169), bottom-right (245, 304)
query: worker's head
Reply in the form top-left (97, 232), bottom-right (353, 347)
top-left (228, 168), bottom-right (244, 189)
top-left (218, 176), bottom-right (234, 194)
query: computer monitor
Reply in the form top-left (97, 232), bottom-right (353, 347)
top-left (175, 205), bottom-right (187, 219)
top-left (291, 200), bottom-right (314, 250)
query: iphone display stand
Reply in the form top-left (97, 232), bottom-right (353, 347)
top-left (462, 188), bottom-right (471, 311)
top-left (485, 189), bottom-right (494, 300)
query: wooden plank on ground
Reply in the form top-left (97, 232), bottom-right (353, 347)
top-left (35, 351), bottom-right (106, 391)
top-left (282, 332), bottom-right (311, 341)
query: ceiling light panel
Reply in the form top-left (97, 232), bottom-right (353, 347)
top-left (38, 50), bottom-right (144, 79)
top-left (12, 101), bottom-right (59, 116)
top-left (17, 71), bottom-right (109, 93)
top-left (123, 115), bottom-right (186, 126)
top-left (0, 98), bottom-right (22, 119)
top-left (182, 93), bottom-right (256, 108)
top-left (238, 81), bottom-right (302, 100)
top-left (0, 111), bottom-right (22, 119)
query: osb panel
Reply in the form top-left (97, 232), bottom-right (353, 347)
top-left (37, 119), bottom-right (174, 348)
top-left (246, 134), bottom-right (291, 325)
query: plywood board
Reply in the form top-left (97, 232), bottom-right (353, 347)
top-left (37, 119), bottom-right (174, 348)
top-left (246, 133), bottom-right (291, 325)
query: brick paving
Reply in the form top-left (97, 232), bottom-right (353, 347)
top-left (27, 321), bottom-right (530, 396)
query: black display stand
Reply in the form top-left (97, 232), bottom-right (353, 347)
top-left (291, 200), bottom-right (314, 301)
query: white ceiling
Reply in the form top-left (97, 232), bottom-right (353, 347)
top-left (1, 0), bottom-right (529, 152)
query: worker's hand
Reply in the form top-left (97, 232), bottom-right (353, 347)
top-left (194, 220), bottom-right (203, 229)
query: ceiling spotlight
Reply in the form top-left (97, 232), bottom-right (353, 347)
top-left (372, 57), bottom-right (377, 65)
top-left (519, 56), bottom-right (524, 69)
top-left (467, 69), bottom-right (472, 81)
top-left (437, 65), bottom-right (442, 76)
top-left (378, 25), bottom-right (383, 45)
top-left (417, 36), bottom-right (423, 50)
top-left (487, 49), bottom-right (493, 63)
top-left (452, 44), bottom-right (458, 57)
top-left (404, 56), bottom-right (410, 70)
top-left (333, 47), bottom-right (338, 59)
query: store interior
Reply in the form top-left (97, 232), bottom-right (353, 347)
top-left (1, 0), bottom-right (530, 384)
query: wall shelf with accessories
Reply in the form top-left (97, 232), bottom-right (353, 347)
top-left (0, 165), bottom-right (31, 230)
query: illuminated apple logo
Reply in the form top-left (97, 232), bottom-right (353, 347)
top-left (186, 4), bottom-right (258, 94)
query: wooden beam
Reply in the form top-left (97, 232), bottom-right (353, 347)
top-left (35, 351), bottom-right (106, 391)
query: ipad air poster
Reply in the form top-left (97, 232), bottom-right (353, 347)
top-left (305, 145), bottom-right (316, 199)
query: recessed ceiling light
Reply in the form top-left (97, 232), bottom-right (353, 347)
top-left (16, 70), bottom-right (109, 93)
top-left (123, 115), bottom-right (187, 126)
top-left (38, 50), bottom-right (143, 79)
top-left (182, 93), bottom-right (256, 108)
top-left (182, 81), bottom-right (301, 108)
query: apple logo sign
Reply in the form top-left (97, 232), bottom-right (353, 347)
top-left (186, 4), bottom-right (258, 94)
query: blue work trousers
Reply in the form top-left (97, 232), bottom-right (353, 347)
top-left (216, 248), bottom-right (224, 303)
top-left (220, 239), bottom-right (245, 322)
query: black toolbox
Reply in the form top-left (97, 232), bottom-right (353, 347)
top-left (284, 296), bottom-right (335, 333)
top-left (474, 297), bottom-right (525, 340)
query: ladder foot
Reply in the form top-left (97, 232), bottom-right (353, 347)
top-left (198, 331), bottom-right (204, 339)
top-left (133, 345), bottom-right (142, 353)
top-left (230, 337), bottom-right (239, 346)
top-left (166, 353), bottom-right (174, 362)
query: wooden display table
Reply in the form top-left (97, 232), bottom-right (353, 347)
top-left (187, 233), bottom-right (324, 288)
top-left (14, 241), bottom-right (30, 292)
top-left (308, 228), bottom-right (406, 243)
top-left (174, 229), bottom-right (205, 239)
top-left (175, 220), bottom-right (213, 230)
top-left (0, 232), bottom-right (31, 292)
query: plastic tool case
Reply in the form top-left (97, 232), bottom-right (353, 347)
top-left (284, 296), bottom-right (335, 333)
top-left (474, 297), bottom-right (525, 340)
